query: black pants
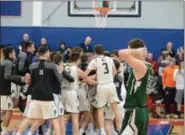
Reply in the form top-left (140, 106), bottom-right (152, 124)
top-left (164, 87), bottom-right (178, 114)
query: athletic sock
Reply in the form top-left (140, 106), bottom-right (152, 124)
top-left (79, 128), bottom-right (85, 135)
top-left (100, 128), bottom-right (106, 135)
top-left (95, 128), bottom-right (100, 134)
top-left (15, 133), bottom-right (21, 135)
top-left (87, 123), bottom-right (94, 130)
top-left (45, 128), bottom-right (52, 135)
top-left (2, 126), bottom-right (8, 134)
top-left (27, 131), bottom-right (33, 135)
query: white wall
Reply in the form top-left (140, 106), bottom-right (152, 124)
top-left (42, 1), bottom-right (183, 29)
top-left (1, 1), bottom-right (183, 29)
top-left (1, 1), bottom-right (33, 26)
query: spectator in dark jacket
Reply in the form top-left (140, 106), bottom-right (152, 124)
top-left (79, 36), bottom-right (93, 53)
top-left (18, 33), bottom-right (30, 51)
top-left (40, 37), bottom-right (51, 51)
top-left (58, 41), bottom-right (66, 55)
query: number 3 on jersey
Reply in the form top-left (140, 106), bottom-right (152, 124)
top-left (102, 63), bottom-right (109, 74)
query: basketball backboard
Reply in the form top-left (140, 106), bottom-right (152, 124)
top-left (68, 1), bottom-right (141, 17)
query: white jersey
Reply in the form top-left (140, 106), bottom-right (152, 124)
top-left (63, 65), bottom-right (79, 90)
top-left (88, 56), bottom-right (115, 85)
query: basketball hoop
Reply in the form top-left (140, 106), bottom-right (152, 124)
top-left (92, 7), bottom-right (111, 28)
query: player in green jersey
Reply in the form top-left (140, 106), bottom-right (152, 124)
top-left (118, 38), bottom-right (153, 135)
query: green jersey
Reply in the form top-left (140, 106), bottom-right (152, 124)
top-left (124, 64), bottom-right (152, 108)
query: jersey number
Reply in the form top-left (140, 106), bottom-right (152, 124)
top-left (39, 70), bottom-right (44, 75)
top-left (102, 63), bottom-right (109, 74)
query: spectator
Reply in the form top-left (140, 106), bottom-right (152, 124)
top-left (147, 53), bottom-right (159, 76)
top-left (176, 47), bottom-right (184, 65)
top-left (57, 41), bottom-right (66, 55)
top-left (63, 47), bottom-right (72, 63)
top-left (165, 42), bottom-right (176, 57)
top-left (40, 37), bottom-right (51, 51)
top-left (158, 51), bottom-right (171, 77)
top-left (173, 61), bottom-right (184, 118)
top-left (162, 58), bottom-right (179, 118)
top-left (18, 33), bottom-right (30, 51)
top-left (79, 36), bottom-right (93, 53)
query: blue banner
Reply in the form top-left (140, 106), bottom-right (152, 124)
top-left (0, 1), bottom-right (21, 16)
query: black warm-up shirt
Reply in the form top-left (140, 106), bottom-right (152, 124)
top-left (29, 60), bottom-right (63, 101)
top-left (0, 59), bottom-right (24, 95)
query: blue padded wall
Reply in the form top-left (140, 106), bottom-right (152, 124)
top-left (0, 27), bottom-right (184, 59)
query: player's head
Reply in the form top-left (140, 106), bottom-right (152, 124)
top-left (94, 44), bottom-right (105, 56)
top-left (73, 47), bottom-right (83, 56)
top-left (111, 50), bottom-right (119, 59)
top-left (70, 52), bottom-right (81, 64)
top-left (52, 51), bottom-right (63, 65)
top-left (25, 41), bottom-right (35, 54)
top-left (113, 59), bottom-right (121, 72)
top-left (103, 51), bottom-right (111, 57)
top-left (128, 38), bottom-right (146, 49)
top-left (38, 46), bottom-right (50, 60)
top-left (168, 58), bottom-right (176, 67)
top-left (81, 54), bottom-right (88, 63)
top-left (3, 46), bottom-right (15, 60)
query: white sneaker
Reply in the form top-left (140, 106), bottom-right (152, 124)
top-left (174, 115), bottom-right (179, 119)
top-left (86, 129), bottom-right (96, 135)
top-left (1, 131), bottom-right (8, 135)
top-left (166, 114), bottom-right (170, 119)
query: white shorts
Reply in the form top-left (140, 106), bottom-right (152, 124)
top-left (26, 100), bottom-right (58, 119)
top-left (61, 89), bottom-right (79, 113)
top-left (0, 95), bottom-right (13, 111)
top-left (95, 83), bottom-right (119, 108)
top-left (53, 94), bottom-right (64, 116)
top-left (23, 95), bottom-right (32, 117)
top-left (78, 84), bottom-right (90, 112)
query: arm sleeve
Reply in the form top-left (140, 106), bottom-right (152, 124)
top-left (18, 52), bottom-right (27, 71)
top-left (52, 64), bottom-right (63, 83)
top-left (62, 69), bottom-right (74, 82)
top-left (4, 61), bottom-right (24, 84)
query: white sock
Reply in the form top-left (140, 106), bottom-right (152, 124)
top-left (16, 133), bottom-right (21, 135)
top-left (2, 126), bottom-right (8, 133)
top-left (100, 128), bottom-right (106, 135)
top-left (95, 128), bottom-right (100, 134)
top-left (46, 128), bottom-right (52, 134)
top-left (88, 123), bottom-right (94, 130)
top-left (79, 128), bottom-right (85, 135)
top-left (27, 131), bottom-right (33, 135)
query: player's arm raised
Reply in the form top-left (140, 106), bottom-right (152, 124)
top-left (119, 48), bottom-right (147, 80)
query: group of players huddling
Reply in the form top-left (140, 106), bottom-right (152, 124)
top-left (0, 38), bottom-right (152, 135)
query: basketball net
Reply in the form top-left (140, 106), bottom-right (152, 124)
top-left (93, 7), bottom-right (111, 28)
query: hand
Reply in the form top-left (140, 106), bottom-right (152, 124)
top-left (57, 62), bottom-right (64, 73)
